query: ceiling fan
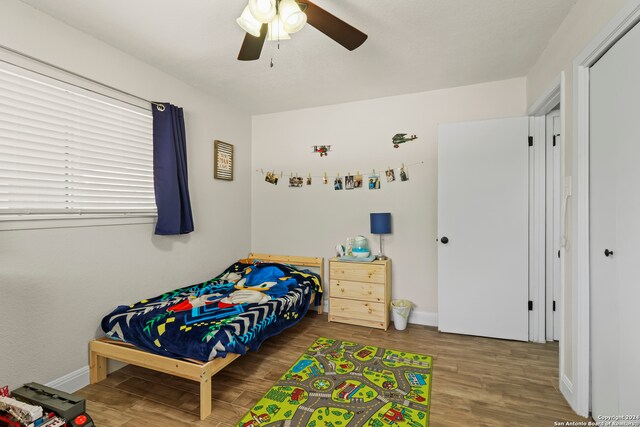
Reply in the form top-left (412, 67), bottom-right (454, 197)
top-left (236, 0), bottom-right (368, 61)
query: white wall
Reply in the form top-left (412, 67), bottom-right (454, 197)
top-left (525, 0), bottom-right (629, 409)
top-left (252, 78), bottom-right (526, 324)
top-left (0, 0), bottom-right (251, 389)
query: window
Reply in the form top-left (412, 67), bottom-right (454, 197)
top-left (0, 61), bottom-right (155, 224)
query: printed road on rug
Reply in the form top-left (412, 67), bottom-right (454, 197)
top-left (237, 337), bottom-right (433, 427)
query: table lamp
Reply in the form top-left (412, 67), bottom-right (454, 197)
top-left (370, 212), bottom-right (391, 260)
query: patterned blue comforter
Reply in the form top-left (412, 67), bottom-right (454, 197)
top-left (101, 261), bottom-right (322, 361)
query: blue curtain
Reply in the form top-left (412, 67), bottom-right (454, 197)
top-left (152, 103), bottom-right (194, 235)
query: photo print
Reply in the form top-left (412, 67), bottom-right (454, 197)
top-left (334, 177), bottom-right (343, 190)
top-left (265, 171), bottom-right (278, 185)
top-left (289, 176), bottom-right (303, 187)
top-left (386, 168), bottom-right (396, 182)
top-left (400, 166), bottom-right (409, 182)
top-left (354, 174), bottom-right (363, 188)
top-left (368, 175), bottom-right (380, 190)
top-left (345, 175), bottom-right (355, 190)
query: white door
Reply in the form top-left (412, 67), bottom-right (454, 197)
top-left (438, 117), bottom-right (529, 341)
top-left (590, 20), bottom-right (640, 418)
top-left (545, 110), bottom-right (562, 341)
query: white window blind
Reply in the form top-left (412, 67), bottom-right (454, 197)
top-left (0, 62), bottom-right (156, 218)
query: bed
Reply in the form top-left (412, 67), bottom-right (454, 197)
top-left (89, 253), bottom-right (324, 420)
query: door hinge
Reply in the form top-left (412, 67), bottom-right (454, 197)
top-left (528, 136), bottom-right (533, 147)
top-left (558, 249), bottom-right (561, 258)
top-left (553, 135), bottom-right (557, 147)
top-left (553, 300), bottom-right (556, 312)
top-left (528, 300), bottom-right (533, 311)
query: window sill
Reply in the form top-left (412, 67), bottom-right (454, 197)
top-left (0, 214), bottom-right (157, 231)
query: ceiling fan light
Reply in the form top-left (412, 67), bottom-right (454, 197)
top-left (236, 6), bottom-right (263, 37)
top-left (249, 0), bottom-right (276, 23)
top-left (279, 0), bottom-right (307, 33)
top-left (266, 17), bottom-right (291, 41)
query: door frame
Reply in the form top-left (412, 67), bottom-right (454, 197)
top-left (573, 0), bottom-right (640, 417)
top-left (545, 110), bottom-right (562, 342)
top-left (527, 75), bottom-right (564, 346)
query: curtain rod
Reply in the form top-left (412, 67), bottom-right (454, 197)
top-left (0, 43), bottom-right (165, 112)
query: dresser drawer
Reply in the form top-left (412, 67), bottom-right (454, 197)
top-left (329, 262), bottom-right (386, 283)
top-left (329, 313), bottom-right (386, 329)
top-left (329, 297), bottom-right (387, 322)
top-left (330, 279), bottom-right (384, 302)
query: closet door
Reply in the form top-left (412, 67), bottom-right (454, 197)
top-left (590, 20), bottom-right (640, 418)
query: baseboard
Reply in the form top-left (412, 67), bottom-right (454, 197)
top-left (45, 366), bottom-right (89, 393)
top-left (560, 373), bottom-right (575, 411)
top-left (406, 310), bottom-right (438, 327)
top-left (45, 360), bottom-right (126, 393)
top-left (561, 374), bottom-right (574, 393)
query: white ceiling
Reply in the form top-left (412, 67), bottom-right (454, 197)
top-left (19, 0), bottom-right (576, 115)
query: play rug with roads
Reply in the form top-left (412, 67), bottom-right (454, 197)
top-left (237, 337), bottom-right (433, 427)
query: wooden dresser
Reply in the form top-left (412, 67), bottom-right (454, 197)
top-left (328, 257), bottom-right (391, 330)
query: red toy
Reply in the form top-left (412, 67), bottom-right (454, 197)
top-left (0, 412), bottom-right (21, 427)
top-left (312, 145), bottom-right (331, 157)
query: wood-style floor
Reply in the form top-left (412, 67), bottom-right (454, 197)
top-left (77, 313), bottom-right (590, 426)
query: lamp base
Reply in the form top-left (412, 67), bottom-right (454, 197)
top-left (375, 235), bottom-right (388, 260)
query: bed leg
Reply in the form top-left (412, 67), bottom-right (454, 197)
top-left (199, 369), bottom-right (212, 420)
top-left (317, 303), bottom-right (324, 315)
top-left (89, 349), bottom-right (107, 384)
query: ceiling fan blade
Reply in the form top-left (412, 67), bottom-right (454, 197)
top-left (238, 24), bottom-right (267, 61)
top-left (298, 0), bottom-right (368, 51)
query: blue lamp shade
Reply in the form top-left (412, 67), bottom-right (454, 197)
top-left (370, 213), bottom-right (392, 234)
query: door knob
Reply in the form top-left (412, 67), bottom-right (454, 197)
top-left (604, 249), bottom-right (614, 257)
top-left (440, 236), bottom-right (449, 244)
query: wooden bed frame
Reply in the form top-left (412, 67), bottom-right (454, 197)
top-left (89, 253), bottom-right (324, 420)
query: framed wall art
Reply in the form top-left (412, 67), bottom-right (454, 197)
top-left (214, 140), bottom-right (233, 181)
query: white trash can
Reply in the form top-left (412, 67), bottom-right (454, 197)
top-left (391, 300), bottom-right (413, 331)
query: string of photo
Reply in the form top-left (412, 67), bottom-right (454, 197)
top-left (256, 161), bottom-right (424, 189)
